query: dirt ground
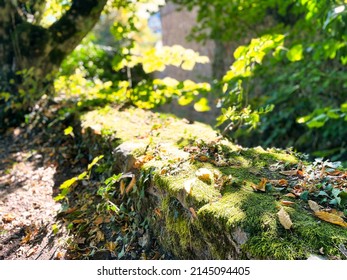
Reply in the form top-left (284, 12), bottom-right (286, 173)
top-left (0, 127), bottom-right (73, 259)
top-left (0, 119), bottom-right (169, 260)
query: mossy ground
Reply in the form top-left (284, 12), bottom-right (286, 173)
top-left (81, 106), bottom-right (347, 259)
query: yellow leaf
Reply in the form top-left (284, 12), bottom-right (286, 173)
top-left (2, 212), bottom-right (16, 223)
top-left (195, 168), bottom-right (213, 184)
top-left (280, 200), bottom-right (295, 206)
top-left (314, 211), bottom-right (347, 228)
top-left (254, 178), bottom-right (267, 192)
top-left (120, 180), bottom-right (125, 195)
top-left (308, 200), bottom-right (320, 212)
top-left (277, 208), bottom-right (293, 229)
top-left (96, 230), bottom-right (105, 242)
top-left (105, 241), bottom-right (117, 252)
top-left (278, 179), bottom-right (288, 186)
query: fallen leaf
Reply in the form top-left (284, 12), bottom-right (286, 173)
top-left (26, 247), bottom-right (37, 257)
top-left (280, 170), bottom-right (298, 176)
top-left (195, 168), bottom-right (213, 184)
top-left (255, 178), bottom-right (267, 192)
top-left (105, 241), bottom-right (117, 252)
top-left (189, 207), bottom-right (198, 219)
top-left (2, 213), bottom-right (16, 223)
top-left (64, 207), bottom-right (78, 214)
top-left (308, 200), bottom-right (320, 212)
top-left (125, 176), bottom-right (136, 194)
top-left (197, 155), bottom-right (209, 162)
top-left (154, 208), bottom-right (162, 217)
top-left (297, 170), bottom-right (304, 177)
top-left (55, 251), bottom-right (64, 260)
top-left (72, 219), bottom-right (85, 224)
top-left (277, 208), bottom-right (293, 229)
top-left (133, 154), bottom-right (154, 168)
top-left (281, 200), bottom-right (295, 206)
top-left (94, 216), bottom-right (104, 225)
top-left (278, 179), bottom-right (288, 186)
top-left (327, 170), bottom-right (342, 176)
top-left (330, 209), bottom-right (346, 218)
top-left (120, 180), bottom-right (125, 195)
top-left (96, 230), bottom-right (105, 242)
top-left (284, 193), bottom-right (296, 198)
top-left (314, 211), bottom-right (347, 228)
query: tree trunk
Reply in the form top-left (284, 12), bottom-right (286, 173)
top-left (0, 0), bottom-right (107, 128)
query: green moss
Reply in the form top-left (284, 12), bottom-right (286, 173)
top-left (80, 107), bottom-right (347, 260)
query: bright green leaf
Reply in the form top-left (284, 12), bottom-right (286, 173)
top-left (286, 44), bottom-right (304, 62)
top-left (194, 97), bottom-right (210, 112)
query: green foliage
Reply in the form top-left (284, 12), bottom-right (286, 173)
top-left (54, 155), bottom-right (104, 201)
top-left (173, 0), bottom-right (347, 161)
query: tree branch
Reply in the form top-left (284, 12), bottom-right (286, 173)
top-left (48, 0), bottom-right (107, 65)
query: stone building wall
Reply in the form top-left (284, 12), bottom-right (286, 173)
top-left (155, 2), bottom-right (219, 124)
top-left (157, 2), bottom-right (215, 82)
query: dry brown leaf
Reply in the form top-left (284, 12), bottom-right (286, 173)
top-left (327, 170), bottom-right (342, 176)
top-left (96, 230), bottom-right (105, 242)
top-left (197, 155), bottom-right (209, 162)
top-left (189, 207), bottom-right (198, 219)
top-left (120, 180), bottom-right (125, 195)
top-left (64, 207), bottom-right (78, 214)
top-left (255, 178), bottom-right (267, 192)
top-left (154, 208), bottom-right (162, 217)
top-left (125, 175), bottom-right (136, 193)
top-left (105, 241), bottom-right (117, 252)
top-left (330, 209), bottom-right (346, 218)
top-left (125, 176), bottom-right (136, 194)
top-left (2, 213), bottom-right (16, 223)
top-left (284, 193), bottom-right (296, 198)
top-left (308, 200), bottom-right (320, 212)
top-left (133, 154), bottom-right (154, 169)
top-left (278, 179), bottom-right (288, 186)
top-left (26, 247), bottom-right (37, 257)
top-left (280, 170), bottom-right (298, 176)
top-left (55, 251), bottom-right (64, 260)
top-left (277, 208), bottom-right (293, 229)
top-left (72, 219), bottom-right (85, 224)
top-left (314, 211), bottom-right (347, 228)
top-left (280, 200), bottom-right (295, 206)
top-left (94, 216), bottom-right (104, 225)
top-left (195, 168), bottom-right (213, 183)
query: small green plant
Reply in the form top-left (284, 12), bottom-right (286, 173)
top-left (54, 155), bottom-right (104, 201)
top-left (97, 173), bottom-right (123, 212)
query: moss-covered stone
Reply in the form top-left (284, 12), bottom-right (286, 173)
top-left (81, 106), bottom-right (347, 260)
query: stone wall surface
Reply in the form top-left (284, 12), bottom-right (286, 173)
top-left (80, 106), bottom-right (347, 260)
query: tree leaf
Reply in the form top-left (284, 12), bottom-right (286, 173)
top-left (277, 208), bottom-right (293, 229)
top-left (308, 200), bottom-right (320, 212)
top-left (125, 175), bottom-right (136, 194)
top-left (280, 200), bottom-right (295, 206)
top-left (194, 97), bottom-right (210, 112)
top-left (314, 211), bottom-right (347, 228)
top-left (286, 44), bottom-right (304, 62)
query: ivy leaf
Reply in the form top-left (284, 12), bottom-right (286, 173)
top-left (194, 97), bottom-right (210, 112)
top-left (286, 44), bottom-right (304, 62)
top-left (300, 190), bottom-right (309, 201)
